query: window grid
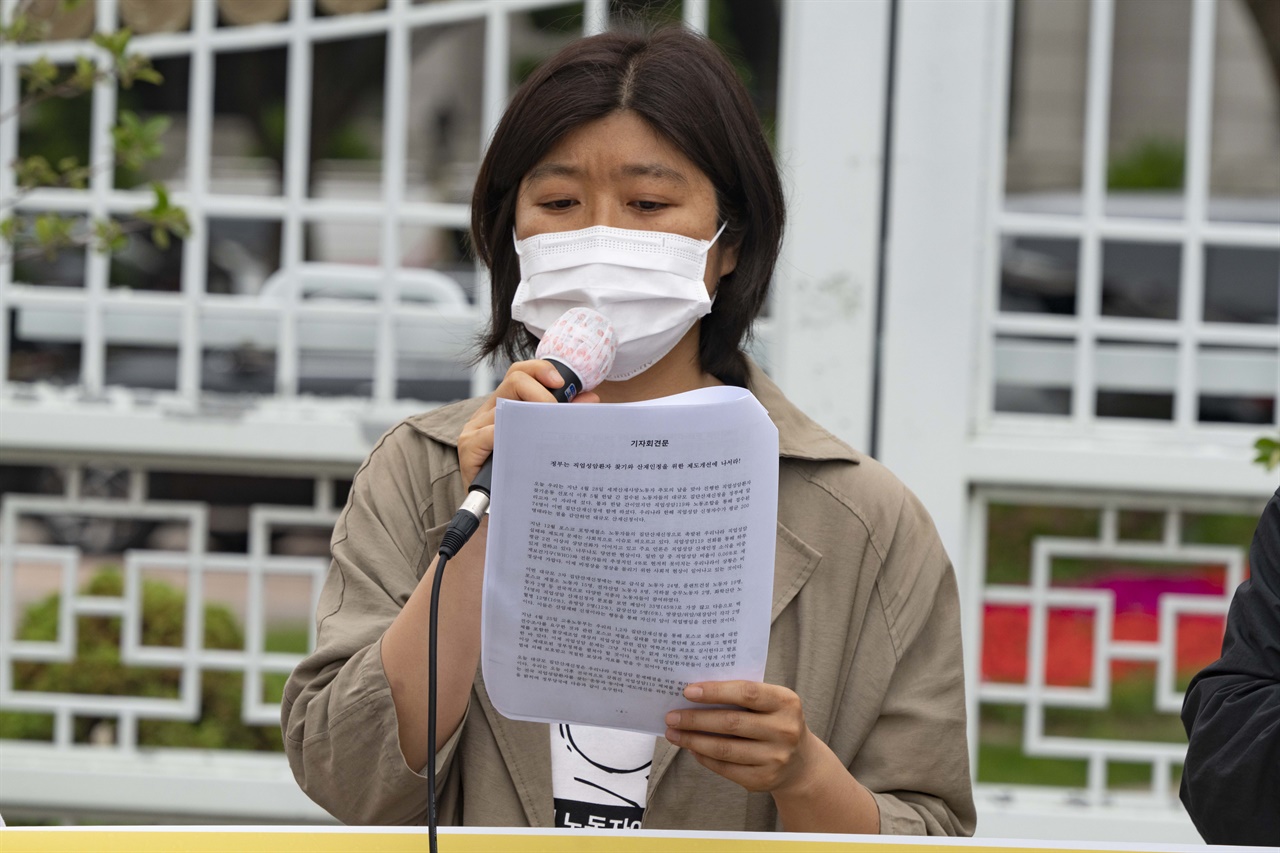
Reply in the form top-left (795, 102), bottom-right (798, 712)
top-left (0, 488), bottom-right (337, 740)
top-left (0, 0), bottom-right (716, 820)
top-left (982, 0), bottom-right (1280, 437)
top-left (966, 486), bottom-right (1264, 808)
top-left (1, 0), bottom-right (710, 426)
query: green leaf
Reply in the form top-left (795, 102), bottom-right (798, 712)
top-left (134, 183), bottom-right (189, 248)
top-left (0, 13), bottom-right (49, 45)
top-left (92, 30), bottom-right (132, 61)
top-left (167, 208), bottom-right (191, 240)
top-left (132, 66), bottom-right (163, 87)
top-left (91, 219), bottom-right (128, 254)
top-left (15, 155), bottom-right (59, 188)
top-left (21, 57), bottom-right (60, 94)
top-left (1255, 437), bottom-right (1280, 472)
top-left (150, 181), bottom-right (171, 212)
top-left (114, 49), bottom-right (161, 90)
top-left (54, 154), bottom-right (93, 190)
top-left (1108, 138), bottom-right (1185, 191)
top-left (32, 213), bottom-right (77, 260)
top-left (143, 115), bottom-right (172, 137)
top-left (70, 56), bottom-right (99, 91)
top-left (112, 110), bottom-right (168, 171)
top-left (0, 217), bottom-right (18, 245)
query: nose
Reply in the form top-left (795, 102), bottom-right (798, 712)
top-left (584, 190), bottom-right (625, 230)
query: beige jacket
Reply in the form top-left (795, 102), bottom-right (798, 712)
top-left (282, 364), bottom-right (976, 834)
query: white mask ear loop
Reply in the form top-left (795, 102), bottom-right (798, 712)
top-left (706, 222), bottom-right (730, 306)
top-left (706, 221), bottom-right (728, 251)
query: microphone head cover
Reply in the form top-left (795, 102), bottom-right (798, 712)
top-left (535, 307), bottom-right (617, 391)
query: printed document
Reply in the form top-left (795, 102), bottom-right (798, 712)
top-left (481, 385), bottom-right (779, 736)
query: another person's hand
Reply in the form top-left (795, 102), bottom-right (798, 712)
top-left (457, 359), bottom-right (600, 487)
top-left (663, 680), bottom-right (819, 795)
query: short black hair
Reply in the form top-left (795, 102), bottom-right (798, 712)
top-left (470, 27), bottom-right (785, 388)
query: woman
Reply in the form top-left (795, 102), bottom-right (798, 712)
top-left (282, 26), bottom-right (975, 835)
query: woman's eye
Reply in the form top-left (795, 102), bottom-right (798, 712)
top-left (542, 199), bottom-right (577, 210)
top-left (632, 200), bottom-right (667, 212)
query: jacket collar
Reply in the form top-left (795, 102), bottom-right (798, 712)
top-left (742, 360), bottom-right (860, 464)
top-left (409, 359), bottom-right (861, 467)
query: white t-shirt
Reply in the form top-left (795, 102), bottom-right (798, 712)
top-left (551, 724), bottom-right (654, 829)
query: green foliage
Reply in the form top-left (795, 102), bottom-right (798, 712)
top-left (0, 568), bottom-right (284, 752)
top-left (253, 102), bottom-right (287, 162)
top-left (92, 218), bottom-right (128, 253)
top-left (70, 55), bottom-right (97, 90)
top-left (325, 121), bottom-right (378, 161)
top-left (136, 182), bottom-right (191, 249)
top-left (979, 674), bottom-right (1187, 789)
top-left (20, 57), bottom-right (61, 94)
top-left (93, 31), bottom-right (163, 90)
top-left (15, 85), bottom-right (92, 175)
top-left (91, 29), bottom-right (134, 64)
top-left (1043, 671), bottom-right (1187, 743)
top-left (111, 111), bottom-right (170, 172)
top-left (986, 504), bottom-right (1101, 585)
top-left (527, 4), bottom-right (583, 32)
top-left (2, 22), bottom-right (185, 266)
top-left (13, 154), bottom-right (91, 191)
top-left (1255, 435), bottom-right (1280, 472)
top-left (0, 11), bottom-right (51, 44)
top-left (1107, 138), bottom-right (1186, 191)
top-left (16, 32), bottom-right (162, 103)
top-left (252, 101), bottom-right (373, 162)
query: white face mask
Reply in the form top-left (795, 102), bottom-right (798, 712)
top-left (512, 223), bottom-right (725, 381)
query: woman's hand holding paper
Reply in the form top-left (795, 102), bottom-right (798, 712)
top-left (664, 680), bottom-right (880, 833)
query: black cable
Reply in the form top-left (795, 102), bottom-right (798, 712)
top-left (423, 362), bottom-right (572, 845)
top-left (426, 550), bottom-right (447, 853)
top-left (426, 507), bottom-right (483, 853)
top-left (868, 0), bottom-right (900, 461)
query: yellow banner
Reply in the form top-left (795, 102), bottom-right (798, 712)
top-left (0, 829), bottom-right (1199, 853)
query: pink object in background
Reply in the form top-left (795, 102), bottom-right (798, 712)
top-left (535, 307), bottom-right (617, 391)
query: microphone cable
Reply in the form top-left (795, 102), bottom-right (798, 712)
top-left (423, 307), bottom-right (615, 852)
top-left (426, 490), bottom-right (488, 853)
top-left (423, 364), bottom-right (577, 853)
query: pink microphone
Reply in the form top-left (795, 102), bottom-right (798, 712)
top-left (465, 308), bottom-right (617, 507)
top-left (534, 307), bottom-right (617, 400)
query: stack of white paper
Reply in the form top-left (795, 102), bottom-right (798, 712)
top-left (482, 385), bottom-right (779, 736)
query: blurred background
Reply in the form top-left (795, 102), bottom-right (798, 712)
top-left (0, 0), bottom-right (1276, 841)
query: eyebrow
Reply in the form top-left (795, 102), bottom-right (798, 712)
top-left (617, 163), bottom-right (689, 186)
top-left (524, 162), bottom-right (580, 184)
top-left (523, 161), bottom-right (690, 186)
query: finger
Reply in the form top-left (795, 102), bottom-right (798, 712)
top-left (663, 728), bottom-right (778, 768)
top-left (457, 424), bottom-right (495, 488)
top-left (571, 390), bottom-right (601, 405)
top-left (500, 368), bottom-right (563, 403)
top-left (502, 359), bottom-right (565, 396)
top-left (457, 362), bottom-right (562, 483)
top-left (683, 681), bottom-right (793, 714)
top-left (664, 706), bottom-right (775, 742)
